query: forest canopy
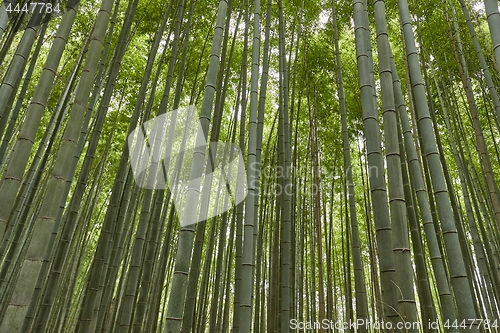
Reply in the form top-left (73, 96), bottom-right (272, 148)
top-left (0, 0), bottom-right (499, 332)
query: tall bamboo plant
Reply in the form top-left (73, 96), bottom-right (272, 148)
top-left (398, 0), bottom-right (480, 329)
top-left (0, 0), bottom-right (112, 331)
top-left (164, 1), bottom-right (229, 332)
top-left (352, 0), bottom-right (400, 324)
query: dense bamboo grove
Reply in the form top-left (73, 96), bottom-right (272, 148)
top-left (0, 0), bottom-right (500, 332)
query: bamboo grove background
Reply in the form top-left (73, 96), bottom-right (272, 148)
top-left (0, 0), bottom-right (499, 332)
